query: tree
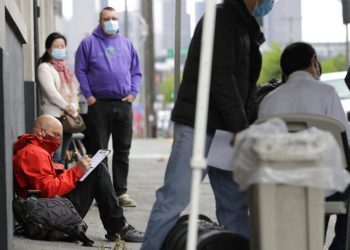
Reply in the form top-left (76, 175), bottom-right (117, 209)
top-left (320, 54), bottom-right (347, 73)
top-left (257, 42), bottom-right (282, 85)
top-left (160, 75), bottom-right (175, 104)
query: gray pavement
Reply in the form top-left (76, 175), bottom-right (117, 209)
top-left (13, 138), bottom-right (336, 250)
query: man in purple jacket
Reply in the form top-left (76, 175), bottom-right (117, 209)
top-left (75, 6), bottom-right (142, 207)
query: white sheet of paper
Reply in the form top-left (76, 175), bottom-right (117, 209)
top-left (207, 130), bottom-right (235, 171)
top-left (79, 149), bottom-right (111, 181)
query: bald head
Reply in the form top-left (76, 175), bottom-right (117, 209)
top-left (34, 115), bottom-right (63, 139)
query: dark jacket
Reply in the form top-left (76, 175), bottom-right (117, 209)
top-left (171, 0), bottom-right (264, 134)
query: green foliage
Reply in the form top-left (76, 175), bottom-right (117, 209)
top-left (319, 54), bottom-right (347, 73)
top-left (257, 43), bottom-right (347, 85)
top-left (257, 42), bottom-right (282, 85)
top-left (160, 75), bottom-right (175, 103)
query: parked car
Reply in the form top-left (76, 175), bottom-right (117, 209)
top-left (321, 71), bottom-right (350, 120)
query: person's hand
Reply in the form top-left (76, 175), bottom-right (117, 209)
top-left (65, 104), bottom-right (76, 116)
top-left (76, 155), bottom-right (92, 173)
top-left (86, 96), bottom-right (96, 106)
top-left (122, 95), bottom-right (135, 103)
top-left (230, 133), bottom-right (237, 147)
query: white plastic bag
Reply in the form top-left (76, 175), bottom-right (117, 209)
top-left (232, 118), bottom-right (350, 195)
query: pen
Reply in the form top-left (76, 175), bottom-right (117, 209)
top-left (75, 152), bottom-right (83, 159)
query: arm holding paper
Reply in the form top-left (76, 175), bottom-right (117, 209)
top-left (75, 152), bottom-right (93, 173)
top-left (79, 150), bottom-right (111, 181)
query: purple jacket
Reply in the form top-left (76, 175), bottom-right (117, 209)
top-left (75, 26), bottom-right (142, 99)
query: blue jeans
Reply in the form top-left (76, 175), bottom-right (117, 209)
top-left (141, 123), bottom-right (248, 250)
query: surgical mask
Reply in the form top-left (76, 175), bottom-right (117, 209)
top-left (51, 49), bottom-right (67, 60)
top-left (41, 133), bottom-right (61, 154)
top-left (103, 20), bottom-right (119, 35)
top-left (252, 0), bottom-right (274, 17)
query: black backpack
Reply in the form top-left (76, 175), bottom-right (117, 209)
top-left (162, 214), bottom-right (249, 250)
top-left (13, 196), bottom-right (94, 246)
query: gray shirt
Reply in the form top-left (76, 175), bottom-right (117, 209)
top-left (259, 70), bottom-right (350, 144)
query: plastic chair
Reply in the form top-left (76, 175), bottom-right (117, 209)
top-left (255, 113), bottom-right (350, 250)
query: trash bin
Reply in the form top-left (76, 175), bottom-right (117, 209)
top-left (162, 214), bottom-right (249, 250)
top-left (231, 118), bottom-right (350, 250)
top-left (247, 183), bottom-right (324, 250)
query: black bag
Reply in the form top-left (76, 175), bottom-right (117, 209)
top-left (60, 112), bottom-right (86, 133)
top-left (13, 196), bottom-right (94, 246)
top-left (162, 214), bottom-right (249, 250)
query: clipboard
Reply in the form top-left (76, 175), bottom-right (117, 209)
top-left (79, 149), bottom-right (111, 181)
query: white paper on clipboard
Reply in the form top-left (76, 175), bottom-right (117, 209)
top-left (79, 149), bottom-right (111, 181)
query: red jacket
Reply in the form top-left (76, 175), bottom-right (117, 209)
top-left (13, 134), bottom-right (84, 198)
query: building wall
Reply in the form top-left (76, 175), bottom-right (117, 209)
top-left (154, 0), bottom-right (190, 57)
top-left (263, 0), bottom-right (302, 47)
top-left (63, 0), bottom-right (99, 69)
top-left (0, 1), bottom-right (59, 249)
top-left (0, 0), bottom-right (28, 249)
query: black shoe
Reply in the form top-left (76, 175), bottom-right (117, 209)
top-left (105, 224), bottom-right (144, 242)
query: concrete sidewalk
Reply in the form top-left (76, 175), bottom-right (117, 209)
top-left (12, 138), bottom-right (336, 250)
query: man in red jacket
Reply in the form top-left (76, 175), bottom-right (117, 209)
top-left (13, 114), bottom-right (144, 242)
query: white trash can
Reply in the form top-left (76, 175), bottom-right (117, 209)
top-left (248, 183), bottom-right (323, 250)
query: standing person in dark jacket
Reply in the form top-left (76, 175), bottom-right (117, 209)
top-left (75, 6), bottom-right (142, 207)
top-left (141, 0), bottom-right (276, 249)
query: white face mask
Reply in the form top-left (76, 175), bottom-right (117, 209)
top-left (50, 48), bottom-right (67, 60)
top-left (103, 20), bottom-right (119, 35)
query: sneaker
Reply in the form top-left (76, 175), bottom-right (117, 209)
top-left (105, 224), bottom-right (144, 242)
top-left (118, 194), bottom-right (137, 207)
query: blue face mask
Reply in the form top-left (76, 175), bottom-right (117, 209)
top-left (103, 20), bottom-right (119, 35)
top-left (253, 0), bottom-right (274, 17)
top-left (51, 48), bottom-right (66, 60)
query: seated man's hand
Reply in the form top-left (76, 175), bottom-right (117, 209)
top-left (76, 155), bottom-right (92, 173)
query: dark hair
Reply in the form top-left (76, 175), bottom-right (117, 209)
top-left (38, 32), bottom-right (67, 64)
top-left (99, 6), bottom-right (117, 19)
top-left (280, 42), bottom-right (316, 77)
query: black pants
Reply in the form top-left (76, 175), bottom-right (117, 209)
top-left (87, 99), bottom-right (133, 196)
top-left (80, 113), bottom-right (92, 155)
top-left (325, 187), bottom-right (350, 250)
top-left (65, 163), bottom-right (126, 234)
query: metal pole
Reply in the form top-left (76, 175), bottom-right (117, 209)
top-left (124, 0), bottom-right (128, 38)
top-left (187, 1), bottom-right (216, 250)
top-left (174, 0), bottom-right (181, 99)
top-left (346, 23), bottom-right (349, 67)
top-left (141, 0), bottom-right (156, 138)
top-left (33, 0), bottom-right (39, 117)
